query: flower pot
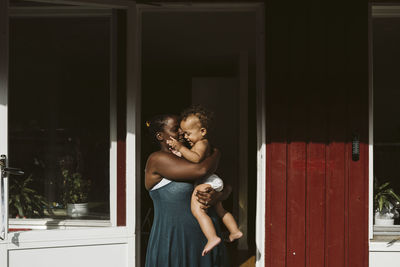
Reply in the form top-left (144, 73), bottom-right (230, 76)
top-left (67, 203), bottom-right (89, 218)
top-left (375, 213), bottom-right (395, 226)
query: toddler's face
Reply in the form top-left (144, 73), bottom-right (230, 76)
top-left (180, 115), bottom-right (206, 146)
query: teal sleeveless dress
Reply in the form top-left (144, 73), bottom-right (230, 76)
top-left (145, 181), bottom-right (228, 267)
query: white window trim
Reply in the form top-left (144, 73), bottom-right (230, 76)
top-left (136, 3), bottom-right (266, 266)
top-left (0, 0), bottom-right (9, 244)
top-left (9, 218), bottom-right (112, 230)
top-left (256, 5), bottom-right (266, 267)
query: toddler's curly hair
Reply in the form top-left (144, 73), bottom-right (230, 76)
top-left (180, 105), bottom-right (214, 131)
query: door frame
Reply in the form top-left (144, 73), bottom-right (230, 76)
top-left (136, 3), bottom-right (266, 266)
top-left (0, 0), bottom-right (9, 252)
top-left (0, 0), bottom-right (138, 266)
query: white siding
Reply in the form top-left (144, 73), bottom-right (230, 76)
top-left (9, 243), bottom-right (128, 267)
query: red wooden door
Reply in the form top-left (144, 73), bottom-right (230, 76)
top-left (264, 1), bottom-right (368, 267)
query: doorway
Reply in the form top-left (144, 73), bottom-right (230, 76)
top-left (138, 4), bottom-right (265, 266)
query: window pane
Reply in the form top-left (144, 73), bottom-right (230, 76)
top-left (373, 17), bottom-right (400, 226)
top-left (8, 17), bottom-right (111, 220)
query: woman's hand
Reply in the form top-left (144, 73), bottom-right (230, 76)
top-left (195, 187), bottom-right (219, 209)
top-left (169, 147), bottom-right (182, 157)
top-left (195, 184), bottom-right (232, 209)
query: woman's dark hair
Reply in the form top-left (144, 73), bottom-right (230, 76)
top-left (145, 114), bottom-right (175, 144)
top-left (180, 105), bottom-right (213, 131)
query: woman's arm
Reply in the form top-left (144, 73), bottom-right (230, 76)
top-left (148, 148), bottom-right (220, 181)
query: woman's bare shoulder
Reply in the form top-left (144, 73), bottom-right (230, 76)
top-left (147, 150), bottom-right (171, 160)
top-left (146, 151), bottom-right (175, 168)
top-left (145, 151), bottom-right (169, 190)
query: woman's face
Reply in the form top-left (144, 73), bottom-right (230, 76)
top-left (160, 116), bottom-right (179, 141)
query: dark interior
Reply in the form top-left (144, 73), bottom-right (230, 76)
top-left (9, 17), bottom-right (111, 219)
top-left (140, 11), bottom-right (258, 266)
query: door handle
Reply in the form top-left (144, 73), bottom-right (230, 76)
top-left (0, 155), bottom-right (24, 178)
top-left (0, 155), bottom-right (5, 240)
top-left (2, 167), bottom-right (24, 177)
top-left (0, 155), bottom-right (24, 240)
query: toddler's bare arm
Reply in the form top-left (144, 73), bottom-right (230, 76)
top-left (179, 139), bottom-right (208, 163)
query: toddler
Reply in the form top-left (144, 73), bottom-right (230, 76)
top-left (167, 105), bottom-right (243, 256)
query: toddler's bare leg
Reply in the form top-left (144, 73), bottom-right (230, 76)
top-left (214, 202), bottom-right (243, 242)
top-left (191, 184), bottom-right (221, 256)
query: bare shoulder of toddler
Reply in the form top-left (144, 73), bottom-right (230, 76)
top-left (193, 139), bottom-right (211, 158)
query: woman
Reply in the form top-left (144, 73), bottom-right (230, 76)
top-left (144, 114), bottom-right (229, 267)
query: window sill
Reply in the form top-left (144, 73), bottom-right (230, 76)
top-left (374, 225), bottom-right (400, 236)
top-left (9, 218), bottom-right (111, 230)
top-left (370, 239), bottom-right (400, 252)
top-left (372, 225), bottom-right (400, 249)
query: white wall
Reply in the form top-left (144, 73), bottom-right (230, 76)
top-left (370, 251), bottom-right (400, 267)
top-left (8, 243), bottom-right (129, 267)
top-left (370, 241), bottom-right (400, 267)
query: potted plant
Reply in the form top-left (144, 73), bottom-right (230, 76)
top-left (374, 179), bottom-right (400, 226)
top-left (60, 156), bottom-right (90, 218)
top-left (9, 174), bottom-right (48, 218)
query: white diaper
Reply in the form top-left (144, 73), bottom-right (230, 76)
top-left (201, 174), bottom-right (224, 192)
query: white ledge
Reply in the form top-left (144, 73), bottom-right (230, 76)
top-left (9, 218), bottom-right (111, 230)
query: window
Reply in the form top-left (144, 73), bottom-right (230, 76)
top-left (372, 5), bottom-right (400, 235)
top-left (7, 1), bottom-right (127, 229)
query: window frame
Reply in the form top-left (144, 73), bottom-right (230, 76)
top-left (4, 0), bottom-right (137, 237)
top-left (369, 3), bottom-right (400, 239)
top-left (8, 5), bottom-right (117, 229)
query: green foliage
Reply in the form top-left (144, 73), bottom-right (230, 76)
top-left (374, 180), bottom-right (400, 214)
top-left (9, 174), bottom-right (48, 218)
top-left (59, 153), bottom-right (90, 205)
top-left (61, 169), bottom-right (90, 205)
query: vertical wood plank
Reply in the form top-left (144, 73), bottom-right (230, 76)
top-left (307, 142), bottom-right (326, 266)
top-left (266, 1), bottom-right (290, 266)
top-left (265, 127), bottom-right (272, 267)
top-left (325, 141), bottom-right (346, 267)
top-left (117, 10), bottom-right (127, 226)
top-left (325, 4), bottom-right (347, 267)
top-left (306, 1), bottom-right (327, 267)
top-left (268, 143), bottom-right (287, 267)
top-left (286, 142), bottom-right (306, 267)
top-left (286, 3), bottom-right (307, 267)
top-left (346, 2), bottom-right (369, 267)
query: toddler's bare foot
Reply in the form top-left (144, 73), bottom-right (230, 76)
top-left (202, 237), bottom-right (221, 256)
top-left (229, 231), bottom-right (243, 242)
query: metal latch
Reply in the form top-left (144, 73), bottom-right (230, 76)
top-left (0, 155), bottom-right (24, 240)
